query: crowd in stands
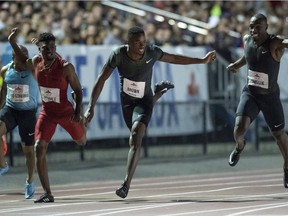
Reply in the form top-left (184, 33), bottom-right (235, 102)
top-left (0, 1), bottom-right (288, 62)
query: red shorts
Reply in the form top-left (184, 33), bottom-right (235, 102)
top-left (35, 111), bottom-right (85, 143)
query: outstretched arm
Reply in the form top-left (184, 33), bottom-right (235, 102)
top-left (160, 50), bottom-right (216, 64)
top-left (8, 28), bottom-right (34, 70)
top-left (226, 56), bottom-right (246, 73)
top-left (84, 64), bottom-right (113, 123)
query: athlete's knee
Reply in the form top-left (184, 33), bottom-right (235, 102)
top-left (22, 145), bottom-right (34, 157)
top-left (75, 136), bottom-right (87, 146)
top-left (130, 122), bottom-right (146, 147)
top-left (271, 130), bottom-right (286, 141)
top-left (0, 121), bottom-right (7, 135)
top-left (133, 122), bottom-right (146, 137)
top-left (35, 140), bottom-right (48, 158)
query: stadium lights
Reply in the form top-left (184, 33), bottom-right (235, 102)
top-left (101, 0), bottom-right (146, 16)
top-left (154, 15), bottom-right (165, 22)
top-left (101, 0), bottom-right (239, 38)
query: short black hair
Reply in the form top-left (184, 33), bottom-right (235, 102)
top-left (128, 26), bottom-right (145, 41)
top-left (252, 13), bottom-right (267, 24)
top-left (38, 32), bottom-right (56, 42)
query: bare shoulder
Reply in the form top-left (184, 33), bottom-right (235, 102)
top-left (0, 64), bottom-right (8, 76)
top-left (63, 62), bottom-right (75, 71)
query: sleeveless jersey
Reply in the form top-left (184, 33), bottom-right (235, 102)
top-left (244, 34), bottom-right (280, 94)
top-left (4, 62), bottom-right (39, 110)
top-left (34, 55), bottom-right (74, 117)
top-left (107, 44), bottom-right (164, 98)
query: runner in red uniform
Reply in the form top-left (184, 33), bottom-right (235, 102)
top-left (8, 28), bottom-right (87, 203)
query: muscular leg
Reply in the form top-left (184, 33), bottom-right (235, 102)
top-left (271, 130), bottom-right (288, 170)
top-left (229, 116), bottom-right (251, 166)
top-left (74, 119), bottom-right (87, 146)
top-left (0, 121), bottom-right (7, 168)
top-left (35, 140), bottom-right (51, 195)
top-left (233, 116), bottom-right (251, 150)
top-left (22, 144), bottom-right (35, 183)
top-left (124, 121), bottom-right (146, 188)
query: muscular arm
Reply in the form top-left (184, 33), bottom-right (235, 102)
top-left (85, 63), bottom-right (114, 122)
top-left (272, 37), bottom-right (288, 62)
top-left (63, 63), bottom-right (83, 120)
top-left (226, 35), bottom-right (248, 73)
top-left (160, 50), bottom-right (216, 64)
top-left (0, 66), bottom-right (7, 108)
top-left (8, 28), bottom-right (34, 71)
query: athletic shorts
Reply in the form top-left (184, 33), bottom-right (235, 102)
top-left (35, 111), bottom-right (85, 143)
top-left (0, 106), bottom-right (37, 145)
top-left (121, 93), bottom-right (154, 129)
top-left (236, 86), bottom-right (284, 131)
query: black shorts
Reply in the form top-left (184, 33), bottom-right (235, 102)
top-left (236, 86), bottom-right (284, 131)
top-left (121, 93), bottom-right (154, 129)
top-left (0, 106), bottom-right (37, 145)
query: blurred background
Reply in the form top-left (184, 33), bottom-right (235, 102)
top-left (1, 0), bottom-right (288, 166)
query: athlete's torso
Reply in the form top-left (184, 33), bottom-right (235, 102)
top-left (34, 55), bottom-right (73, 116)
top-left (108, 45), bottom-right (164, 99)
top-left (4, 62), bottom-right (39, 110)
top-left (244, 34), bottom-right (280, 94)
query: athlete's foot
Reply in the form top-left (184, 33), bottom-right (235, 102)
top-left (115, 182), bottom-right (129, 199)
top-left (154, 81), bottom-right (174, 95)
top-left (228, 141), bottom-right (246, 167)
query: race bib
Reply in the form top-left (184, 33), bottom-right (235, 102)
top-left (40, 86), bottom-right (60, 103)
top-left (248, 69), bottom-right (269, 89)
top-left (8, 84), bottom-right (29, 102)
top-left (123, 78), bottom-right (145, 98)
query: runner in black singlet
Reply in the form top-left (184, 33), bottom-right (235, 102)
top-left (85, 26), bottom-right (216, 198)
top-left (226, 13), bottom-right (288, 188)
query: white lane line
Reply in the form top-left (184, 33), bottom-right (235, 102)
top-left (226, 202), bottom-right (288, 216)
top-left (157, 201), bottom-right (288, 216)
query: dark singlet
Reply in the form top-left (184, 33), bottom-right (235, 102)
top-left (107, 44), bottom-right (164, 99)
top-left (34, 55), bottom-right (74, 117)
top-left (244, 34), bottom-right (280, 95)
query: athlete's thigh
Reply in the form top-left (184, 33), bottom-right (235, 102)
top-left (261, 95), bottom-right (284, 131)
top-left (58, 117), bottom-right (85, 141)
top-left (132, 99), bottom-right (153, 128)
top-left (236, 89), bottom-right (260, 122)
top-left (17, 110), bottom-right (37, 146)
top-left (0, 106), bottom-right (17, 132)
top-left (35, 112), bottom-right (57, 143)
top-left (121, 95), bottom-right (136, 129)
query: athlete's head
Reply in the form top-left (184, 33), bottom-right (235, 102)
top-left (37, 32), bottom-right (56, 61)
top-left (12, 45), bottom-right (28, 62)
top-left (127, 26), bottom-right (146, 57)
top-left (249, 13), bottom-right (268, 43)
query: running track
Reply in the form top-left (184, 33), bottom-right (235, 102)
top-left (1, 169), bottom-right (288, 216)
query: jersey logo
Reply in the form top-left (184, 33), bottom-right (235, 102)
top-left (261, 50), bottom-right (268, 54)
top-left (274, 123), bottom-right (283, 128)
top-left (146, 58), bottom-right (152, 64)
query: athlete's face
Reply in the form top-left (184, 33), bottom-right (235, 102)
top-left (128, 33), bottom-right (146, 56)
top-left (38, 40), bottom-right (56, 61)
top-left (249, 17), bottom-right (267, 43)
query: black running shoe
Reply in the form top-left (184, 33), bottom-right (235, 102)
top-left (284, 169), bottom-right (288, 188)
top-left (34, 193), bottom-right (54, 203)
top-left (115, 183), bottom-right (129, 199)
top-left (154, 81), bottom-right (174, 94)
top-left (228, 142), bottom-right (246, 167)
